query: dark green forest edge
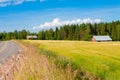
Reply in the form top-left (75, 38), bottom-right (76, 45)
top-left (0, 20), bottom-right (120, 41)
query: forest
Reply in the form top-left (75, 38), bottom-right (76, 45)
top-left (0, 20), bottom-right (120, 41)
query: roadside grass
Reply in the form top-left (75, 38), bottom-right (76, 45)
top-left (22, 40), bottom-right (120, 80)
top-left (14, 41), bottom-right (76, 80)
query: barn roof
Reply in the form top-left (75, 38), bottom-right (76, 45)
top-left (93, 36), bottom-right (112, 41)
top-left (27, 35), bottom-right (37, 38)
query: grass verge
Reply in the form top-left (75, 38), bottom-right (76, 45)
top-left (13, 40), bottom-right (77, 80)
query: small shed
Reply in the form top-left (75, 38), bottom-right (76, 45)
top-left (92, 36), bottom-right (112, 42)
top-left (26, 35), bottom-right (37, 40)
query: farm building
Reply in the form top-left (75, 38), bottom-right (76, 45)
top-left (26, 35), bottom-right (38, 40)
top-left (92, 36), bottom-right (112, 42)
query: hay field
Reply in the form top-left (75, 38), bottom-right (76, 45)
top-left (24, 40), bottom-right (120, 80)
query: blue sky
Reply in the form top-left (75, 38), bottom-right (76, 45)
top-left (0, 0), bottom-right (120, 32)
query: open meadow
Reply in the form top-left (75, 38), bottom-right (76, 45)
top-left (23, 40), bottom-right (120, 80)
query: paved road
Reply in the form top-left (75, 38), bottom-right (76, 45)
top-left (0, 41), bottom-right (21, 64)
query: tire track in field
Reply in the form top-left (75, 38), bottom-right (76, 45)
top-left (83, 48), bottom-right (120, 62)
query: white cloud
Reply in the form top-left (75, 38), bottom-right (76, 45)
top-left (13, 0), bottom-right (24, 5)
top-left (94, 19), bottom-right (101, 23)
top-left (0, 0), bottom-right (36, 7)
top-left (0, 0), bottom-right (9, 3)
top-left (33, 18), bottom-right (101, 29)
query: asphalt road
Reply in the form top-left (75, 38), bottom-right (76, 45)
top-left (0, 41), bottom-right (21, 64)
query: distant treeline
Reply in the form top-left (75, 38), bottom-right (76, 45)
top-left (0, 20), bottom-right (120, 41)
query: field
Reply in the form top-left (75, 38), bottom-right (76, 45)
top-left (23, 40), bottom-right (120, 80)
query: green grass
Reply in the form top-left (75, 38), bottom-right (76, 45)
top-left (23, 40), bottom-right (120, 80)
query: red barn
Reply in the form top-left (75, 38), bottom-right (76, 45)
top-left (26, 35), bottom-right (37, 40)
top-left (92, 36), bottom-right (112, 42)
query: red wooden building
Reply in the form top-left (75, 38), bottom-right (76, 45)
top-left (92, 36), bottom-right (112, 42)
top-left (26, 35), bottom-right (37, 40)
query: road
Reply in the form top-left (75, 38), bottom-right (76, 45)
top-left (0, 41), bottom-right (21, 63)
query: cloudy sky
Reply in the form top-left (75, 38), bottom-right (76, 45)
top-left (0, 0), bottom-right (120, 32)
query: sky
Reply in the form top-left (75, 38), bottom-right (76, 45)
top-left (0, 0), bottom-right (120, 32)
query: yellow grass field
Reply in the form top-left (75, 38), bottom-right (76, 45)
top-left (23, 40), bottom-right (120, 80)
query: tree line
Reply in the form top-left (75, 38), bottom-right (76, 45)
top-left (0, 30), bottom-right (36, 40)
top-left (0, 20), bottom-right (120, 41)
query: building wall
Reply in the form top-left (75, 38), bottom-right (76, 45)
top-left (92, 38), bottom-right (96, 42)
